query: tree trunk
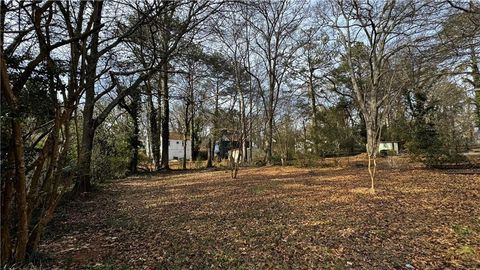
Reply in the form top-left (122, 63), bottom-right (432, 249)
top-left (213, 79), bottom-right (220, 160)
top-left (1, 140), bottom-right (15, 264)
top-left (471, 46), bottom-right (480, 127)
top-left (266, 114), bottom-right (273, 165)
top-left (74, 108), bottom-right (81, 160)
top-left (265, 72), bottom-right (275, 165)
top-left (240, 92), bottom-right (247, 162)
top-left (366, 124), bottom-right (378, 193)
top-left (160, 61), bottom-right (170, 170)
top-left (26, 119), bottom-right (66, 253)
top-left (188, 69), bottom-right (196, 165)
top-left (75, 83), bottom-right (96, 193)
top-left (190, 105), bottom-right (195, 164)
top-left (249, 89), bottom-right (254, 163)
top-left (75, 123), bottom-right (94, 193)
top-left (183, 102), bottom-right (189, 170)
top-left (74, 1), bottom-right (102, 193)
top-left (207, 137), bottom-right (213, 167)
top-left (308, 74), bottom-right (320, 154)
top-left (130, 120), bottom-right (140, 174)
top-left (129, 90), bottom-right (141, 174)
top-left (145, 80), bottom-right (160, 169)
top-left (12, 119), bottom-right (29, 263)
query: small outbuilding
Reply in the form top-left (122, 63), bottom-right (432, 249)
top-left (164, 132), bottom-right (191, 160)
top-left (378, 141), bottom-right (399, 155)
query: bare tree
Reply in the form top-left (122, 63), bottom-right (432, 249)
top-left (1, 0), bottom-right (101, 263)
top-left (247, 0), bottom-right (305, 164)
top-left (212, 3), bottom-right (254, 162)
top-left (73, 1), bottom-right (162, 193)
top-left (294, 23), bottom-right (337, 155)
top-left (145, 0), bottom-right (225, 170)
top-left (326, 0), bottom-right (426, 192)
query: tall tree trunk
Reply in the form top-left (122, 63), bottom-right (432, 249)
top-left (1, 140), bottom-right (15, 264)
top-left (240, 92), bottom-right (247, 162)
top-left (161, 61), bottom-right (170, 169)
top-left (213, 79), bottom-right (220, 160)
top-left (266, 114), bottom-right (273, 165)
top-left (129, 89), bottom-right (141, 174)
top-left (366, 119), bottom-right (379, 193)
top-left (2, 50), bottom-right (29, 263)
top-left (207, 137), bottom-right (213, 167)
top-left (75, 121), bottom-right (94, 193)
top-left (12, 119), bottom-right (28, 263)
top-left (74, 108), bottom-right (81, 160)
top-left (249, 86), bottom-right (254, 163)
top-left (308, 74), bottom-right (319, 154)
top-left (76, 77), bottom-right (96, 193)
top-left (145, 80), bottom-right (160, 169)
top-left (190, 104), bottom-right (195, 163)
top-left (27, 117), bottom-right (71, 253)
top-left (471, 46), bottom-right (480, 127)
top-left (189, 74), bottom-right (195, 165)
top-left (74, 1), bottom-right (103, 193)
top-left (265, 73), bottom-right (275, 165)
top-left (183, 102), bottom-right (189, 170)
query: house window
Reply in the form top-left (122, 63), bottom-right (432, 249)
top-left (176, 141), bottom-right (179, 144)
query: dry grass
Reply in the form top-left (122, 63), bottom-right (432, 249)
top-left (38, 166), bottom-right (479, 269)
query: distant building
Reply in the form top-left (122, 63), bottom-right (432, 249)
top-left (214, 134), bottom-right (251, 160)
top-left (162, 132), bottom-right (191, 160)
top-left (378, 141), bottom-right (399, 155)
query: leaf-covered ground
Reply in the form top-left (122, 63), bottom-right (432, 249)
top-left (38, 166), bottom-right (479, 269)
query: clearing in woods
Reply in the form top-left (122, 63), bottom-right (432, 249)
top-left (38, 166), bottom-right (479, 269)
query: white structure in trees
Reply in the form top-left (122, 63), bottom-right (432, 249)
top-left (164, 132), bottom-right (191, 160)
top-left (378, 142), bottom-right (399, 155)
top-left (145, 132), bottom-right (191, 161)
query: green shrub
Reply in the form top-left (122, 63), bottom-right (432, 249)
top-left (91, 116), bottom-right (132, 181)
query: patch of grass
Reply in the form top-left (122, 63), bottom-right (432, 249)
top-left (455, 246), bottom-right (476, 256)
top-left (452, 224), bottom-right (473, 237)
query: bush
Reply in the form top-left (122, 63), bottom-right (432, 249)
top-left (91, 117), bottom-right (131, 181)
top-left (293, 152), bottom-right (320, 167)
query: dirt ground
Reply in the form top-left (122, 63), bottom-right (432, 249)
top-left (36, 165), bottom-right (479, 269)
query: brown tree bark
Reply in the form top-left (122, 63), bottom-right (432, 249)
top-left (1, 140), bottom-right (15, 263)
top-left (207, 138), bottom-right (213, 167)
top-left (471, 46), bottom-right (480, 127)
top-left (12, 118), bottom-right (29, 263)
top-left (130, 94), bottom-right (141, 175)
top-left (145, 80), bottom-right (161, 169)
top-left (74, 1), bottom-right (103, 193)
top-left (308, 73), bottom-right (320, 154)
top-left (183, 101), bottom-right (189, 170)
top-left (161, 61), bottom-right (170, 170)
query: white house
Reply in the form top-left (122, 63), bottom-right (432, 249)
top-left (146, 132), bottom-right (192, 161)
top-left (163, 132), bottom-right (191, 160)
top-left (378, 141), bottom-right (399, 155)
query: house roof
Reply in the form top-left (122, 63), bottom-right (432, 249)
top-left (170, 132), bottom-right (190, 140)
